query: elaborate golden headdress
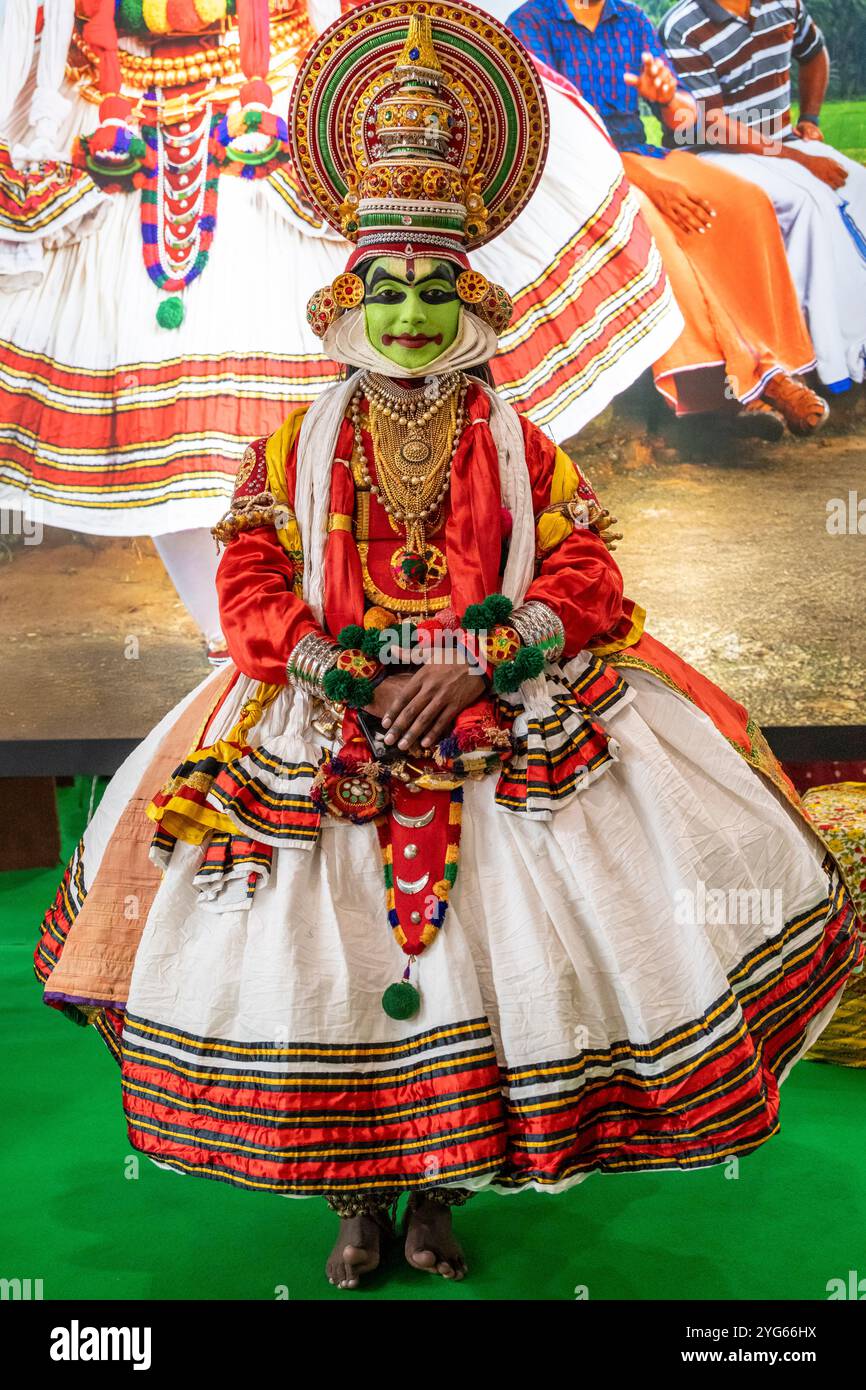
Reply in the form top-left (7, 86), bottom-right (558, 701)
top-left (288, 1), bottom-right (550, 339)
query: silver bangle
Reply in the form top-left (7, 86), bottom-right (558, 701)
top-left (510, 600), bottom-right (566, 661)
top-left (286, 631), bottom-right (339, 697)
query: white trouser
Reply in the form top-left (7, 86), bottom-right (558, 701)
top-left (153, 528), bottom-right (223, 645)
top-left (699, 141), bottom-right (866, 389)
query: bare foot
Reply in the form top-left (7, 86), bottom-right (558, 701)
top-left (404, 1196), bottom-right (467, 1280)
top-left (325, 1213), bottom-right (388, 1291)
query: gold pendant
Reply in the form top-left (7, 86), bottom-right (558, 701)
top-left (399, 432), bottom-right (432, 467)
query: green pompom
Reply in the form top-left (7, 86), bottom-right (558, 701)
top-left (462, 593), bottom-right (513, 633)
top-left (493, 642), bottom-right (545, 694)
top-left (492, 660), bottom-right (520, 695)
top-left (322, 667), bottom-right (374, 709)
top-left (382, 981), bottom-right (420, 1019)
top-left (360, 627), bottom-right (386, 659)
top-left (485, 593), bottom-right (514, 624)
top-left (461, 601), bottom-right (488, 632)
top-left (156, 296), bottom-right (184, 330)
top-left (119, 0), bottom-right (146, 37)
top-left (322, 668), bottom-right (354, 702)
top-left (514, 645), bottom-right (545, 680)
top-left (128, 136), bottom-right (146, 160)
top-left (401, 552), bottom-right (428, 582)
top-left (351, 676), bottom-right (375, 708)
top-left (337, 624), bottom-right (366, 651)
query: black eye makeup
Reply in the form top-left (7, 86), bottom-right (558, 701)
top-left (420, 284), bottom-right (459, 304)
top-left (363, 262), bottom-right (458, 305)
top-left (365, 279), bottom-right (458, 305)
top-left (364, 282), bottom-right (409, 305)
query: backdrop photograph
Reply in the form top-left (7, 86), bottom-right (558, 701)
top-left (1, 0), bottom-right (864, 1355)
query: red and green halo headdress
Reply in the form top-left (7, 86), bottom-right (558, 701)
top-left (289, 0), bottom-right (550, 340)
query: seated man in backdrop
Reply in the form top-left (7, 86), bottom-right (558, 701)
top-left (508, 0), bottom-right (828, 432)
top-left (659, 0), bottom-right (866, 395)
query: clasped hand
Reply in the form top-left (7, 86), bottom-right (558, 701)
top-left (364, 652), bottom-right (487, 753)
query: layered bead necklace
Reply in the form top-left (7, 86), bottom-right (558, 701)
top-left (140, 107), bottom-right (219, 327)
top-left (351, 371), bottom-right (467, 560)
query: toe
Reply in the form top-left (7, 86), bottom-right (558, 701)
top-left (410, 1247), bottom-right (438, 1271)
top-left (437, 1261), bottom-right (456, 1279)
top-left (343, 1243), bottom-right (377, 1275)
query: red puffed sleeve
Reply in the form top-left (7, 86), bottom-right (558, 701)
top-left (519, 416), bottom-right (625, 658)
top-left (216, 527), bottom-right (320, 685)
top-left (214, 430), bottom-right (322, 684)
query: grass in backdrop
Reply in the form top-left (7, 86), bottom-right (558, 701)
top-left (644, 99), bottom-right (866, 162)
top-left (2, 780), bottom-right (865, 1301)
top-left (811, 101), bottom-right (866, 163)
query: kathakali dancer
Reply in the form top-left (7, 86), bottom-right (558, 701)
top-left (34, 2), bottom-right (861, 1291)
top-left (0, 0), bottom-right (680, 657)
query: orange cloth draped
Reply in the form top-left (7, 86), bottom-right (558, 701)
top-left (443, 387), bottom-right (508, 615)
top-left (625, 152), bottom-right (816, 413)
top-left (79, 0), bottom-right (121, 95)
top-left (323, 419), bottom-right (366, 637)
top-left (41, 668), bottom-right (239, 1008)
top-left (238, 0), bottom-right (271, 81)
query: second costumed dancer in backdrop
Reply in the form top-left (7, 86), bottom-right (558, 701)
top-left (0, 0), bottom-right (681, 656)
top-left (34, 2), bottom-right (862, 1291)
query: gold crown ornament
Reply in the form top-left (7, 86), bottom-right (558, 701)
top-left (291, 1), bottom-right (546, 339)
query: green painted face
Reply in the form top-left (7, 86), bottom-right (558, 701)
top-left (362, 256), bottom-right (461, 370)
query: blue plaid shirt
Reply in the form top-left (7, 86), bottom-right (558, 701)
top-left (508, 0), bottom-right (681, 157)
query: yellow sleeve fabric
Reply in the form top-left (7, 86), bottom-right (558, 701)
top-left (265, 405), bottom-right (310, 596)
top-left (536, 446), bottom-right (585, 555)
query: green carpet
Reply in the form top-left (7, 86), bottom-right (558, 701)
top-left (3, 780), bottom-right (864, 1302)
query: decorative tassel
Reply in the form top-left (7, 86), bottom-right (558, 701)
top-left (382, 960), bottom-right (421, 1020)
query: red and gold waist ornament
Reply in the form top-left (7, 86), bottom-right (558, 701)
top-left (67, 4), bottom-right (313, 118)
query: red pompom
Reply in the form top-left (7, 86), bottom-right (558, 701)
top-left (98, 95), bottom-right (134, 123)
top-left (437, 606), bottom-right (460, 631)
top-left (240, 79), bottom-right (272, 109)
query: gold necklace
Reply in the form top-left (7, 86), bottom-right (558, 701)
top-left (351, 374), bottom-right (466, 557)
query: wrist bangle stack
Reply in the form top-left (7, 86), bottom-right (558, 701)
top-left (286, 631), bottom-right (340, 698)
top-left (321, 624), bottom-right (400, 709)
top-left (459, 593), bottom-right (564, 695)
top-left (510, 600), bottom-right (566, 661)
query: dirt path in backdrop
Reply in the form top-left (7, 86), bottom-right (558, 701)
top-left (1, 420), bottom-right (864, 740)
